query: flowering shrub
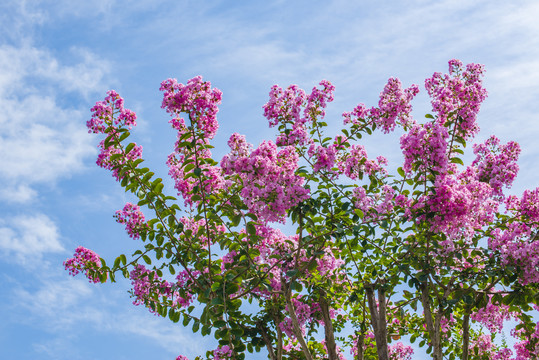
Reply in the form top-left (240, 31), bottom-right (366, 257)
top-left (65, 61), bottom-right (539, 360)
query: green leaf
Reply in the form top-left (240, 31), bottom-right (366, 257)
top-left (246, 222), bottom-right (256, 236)
top-left (125, 143), bottom-right (135, 154)
top-left (142, 255), bottom-right (151, 265)
top-left (194, 167), bottom-right (202, 177)
top-left (425, 114), bottom-right (435, 119)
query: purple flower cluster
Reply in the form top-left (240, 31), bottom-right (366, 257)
top-left (343, 78), bottom-right (419, 132)
top-left (160, 76), bottom-right (222, 139)
top-left (338, 144), bottom-right (387, 179)
top-left (425, 59), bottom-right (487, 139)
top-left (472, 135), bottom-right (520, 196)
top-left (114, 203), bottom-right (147, 240)
top-left (263, 81), bottom-right (335, 146)
top-left (221, 139), bottom-right (310, 223)
top-left (400, 121), bottom-right (449, 175)
top-left (213, 345), bottom-right (233, 360)
top-left (388, 342), bottom-right (414, 360)
top-left (87, 90), bottom-right (137, 134)
top-left (64, 246), bottom-right (103, 283)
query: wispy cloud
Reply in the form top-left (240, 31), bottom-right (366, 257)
top-left (0, 44), bottom-right (110, 203)
top-left (0, 214), bottom-right (64, 264)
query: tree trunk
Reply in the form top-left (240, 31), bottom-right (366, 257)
top-left (365, 285), bottom-right (389, 360)
top-left (462, 310), bottom-right (470, 360)
top-left (284, 284), bottom-right (314, 360)
top-left (419, 282), bottom-right (442, 360)
top-left (319, 290), bottom-right (338, 360)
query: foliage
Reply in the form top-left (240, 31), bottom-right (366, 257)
top-left (65, 62), bottom-right (539, 360)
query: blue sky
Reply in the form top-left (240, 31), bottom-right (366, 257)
top-left (1, 0), bottom-right (539, 359)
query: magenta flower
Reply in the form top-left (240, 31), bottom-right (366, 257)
top-left (64, 246), bottom-right (103, 283)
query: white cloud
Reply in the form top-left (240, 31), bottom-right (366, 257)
top-left (0, 213), bottom-right (64, 264)
top-left (0, 44), bottom-right (110, 203)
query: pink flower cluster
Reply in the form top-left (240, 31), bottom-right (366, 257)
top-left (427, 172), bottom-right (497, 243)
top-left (130, 265), bottom-right (194, 313)
top-left (425, 59), bottom-right (488, 139)
top-left (87, 90), bottom-right (137, 134)
top-left (388, 342), bottom-right (414, 360)
top-left (221, 138), bottom-right (310, 223)
top-left (178, 216), bottom-right (225, 248)
top-left (213, 345), bottom-right (233, 360)
top-left (279, 296), bottom-right (321, 338)
top-left (87, 91), bottom-right (143, 181)
top-left (400, 121), bottom-right (449, 175)
top-left (343, 78), bottom-right (419, 132)
top-left (160, 76), bottom-right (222, 139)
top-left (167, 127), bottom-right (224, 206)
top-left (115, 203), bottom-right (147, 240)
top-left (472, 135), bottom-right (520, 196)
top-left (96, 138), bottom-right (143, 180)
top-left (308, 144), bottom-right (337, 173)
top-left (349, 332), bottom-right (375, 358)
top-left (338, 144), bottom-right (387, 179)
top-left (175, 356), bottom-right (189, 360)
top-left (470, 295), bottom-right (514, 333)
top-left (64, 246), bottom-right (103, 283)
top-left (490, 188), bottom-right (539, 285)
top-left (263, 80), bottom-right (335, 146)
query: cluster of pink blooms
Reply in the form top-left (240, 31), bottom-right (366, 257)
top-left (512, 323), bottom-right (539, 359)
top-left (279, 296), bottom-right (326, 338)
top-left (263, 80), bottom-right (335, 146)
top-left (490, 188), bottom-right (539, 285)
top-left (308, 144), bottom-right (337, 173)
top-left (388, 342), bottom-right (414, 360)
top-left (175, 356), bottom-right (189, 360)
top-left (64, 246), bottom-right (103, 283)
top-left (178, 216), bottom-right (225, 248)
top-left (470, 295), bottom-right (514, 333)
top-left (221, 138), bottom-right (310, 223)
top-left (337, 144), bottom-right (388, 179)
top-left (96, 138), bottom-right (143, 180)
top-left (425, 59), bottom-right (488, 139)
top-left (424, 168), bottom-right (498, 243)
top-left (160, 76), bottom-right (222, 139)
top-left (252, 225), bottom-right (345, 297)
top-left (87, 90), bottom-right (137, 134)
top-left (472, 135), bottom-right (520, 196)
top-left (130, 264), bottom-right (194, 313)
top-left (87, 91), bottom-right (143, 181)
top-left (400, 121), bottom-right (449, 175)
top-left (114, 203), bottom-right (147, 240)
top-left (166, 122), bottom-right (224, 206)
top-left (342, 78), bottom-right (419, 132)
top-left (212, 345), bottom-right (233, 360)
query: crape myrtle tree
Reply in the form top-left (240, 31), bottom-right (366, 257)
top-left (65, 60), bottom-right (539, 360)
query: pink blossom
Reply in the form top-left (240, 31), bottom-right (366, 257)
top-left (96, 137), bottom-right (143, 181)
top-left (400, 121), bottom-right (449, 175)
top-left (221, 139), bottom-right (310, 223)
top-left (213, 345), bottom-right (233, 360)
top-left (472, 135), bottom-right (520, 196)
top-left (470, 295), bottom-right (514, 333)
top-left (388, 342), bottom-right (414, 360)
top-left (160, 76), bottom-right (222, 139)
top-left (115, 203), bottom-right (147, 240)
top-left (64, 246), bottom-right (103, 283)
top-left (87, 90), bottom-right (137, 134)
top-left (425, 59), bottom-right (487, 139)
